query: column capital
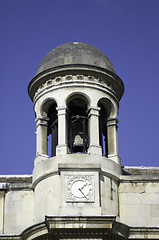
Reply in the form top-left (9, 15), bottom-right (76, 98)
top-left (56, 106), bottom-right (67, 116)
top-left (87, 106), bottom-right (100, 117)
top-left (107, 117), bottom-right (119, 127)
top-left (35, 116), bottom-right (49, 127)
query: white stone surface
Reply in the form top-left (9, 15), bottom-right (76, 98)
top-left (119, 179), bottom-right (159, 227)
top-left (4, 189), bottom-right (34, 234)
top-left (101, 175), bottom-right (119, 216)
top-left (34, 175), bottom-right (61, 223)
top-left (0, 192), bottom-right (4, 234)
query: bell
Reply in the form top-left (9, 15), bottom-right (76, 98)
top-left (73, 133), bottom-right (83, 147)
top-left (69, 115), bottom-right (88, 153)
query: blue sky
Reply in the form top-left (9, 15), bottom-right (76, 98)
top-left (0, 0), bottom-right (159, 174)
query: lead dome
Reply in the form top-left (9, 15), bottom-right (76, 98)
top-left (36, 42), bottom-right (116, 75)
top-left (28, 42), bottom-right (124, 101)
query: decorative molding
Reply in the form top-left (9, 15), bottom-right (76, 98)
top-left (3, 218), bottom-right (159, 239)
top-left (129, 227), bottom-right (159, 239)
top-left (33, 74), bottom-right (116, 102)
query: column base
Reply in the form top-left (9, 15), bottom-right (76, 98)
top-left (107, 154), bottom-right (121, 165)
top-left (34, 154), bottom-right (49, 166)
top-left (56, 144), bottom-right (68, 155)
top-left (88, 145), bottom-right (102, 155)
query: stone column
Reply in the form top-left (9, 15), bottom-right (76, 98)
top-left (107, 117), bottom-right (120, 164)
top-left (35, 116), bottom-right (49, 158)
top-left (0, 191), bottom-right (5, 234)
top-left (88, 106), bottom-right (102, 155)
top-left (56, 106), bottom-right (67, 155)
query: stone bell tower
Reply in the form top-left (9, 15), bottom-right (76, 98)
top-left (28, 42), bottom-right (126, 239)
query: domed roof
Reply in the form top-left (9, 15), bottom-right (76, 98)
top-left (36, 42), bottom-right (115, 75)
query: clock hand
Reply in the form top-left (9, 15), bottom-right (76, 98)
top-left (80, 182), bottom-right (87, 190)
top-left (78, 188), bottom-right (88, 200)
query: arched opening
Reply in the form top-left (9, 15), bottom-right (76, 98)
top-left (98, 99), bottom-right (112, 156)
top-left (47, 103), bottom-right (58, 157)
top-left (99, 104), bottom-right (108, 156)
top-left (41, 100), bottom-right (58, 157)
top-left (67, 96), bottom-right (89, 153)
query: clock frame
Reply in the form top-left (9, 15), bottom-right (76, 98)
top-left (65, 175), bottom-right (95, 202)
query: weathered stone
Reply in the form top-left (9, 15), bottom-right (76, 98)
top-left (0, 43), bottom-right (159, 240)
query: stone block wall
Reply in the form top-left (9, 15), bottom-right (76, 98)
top-left (119, 167), bottom-right (159, 226)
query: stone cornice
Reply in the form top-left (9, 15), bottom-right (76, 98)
top-left (28, 65), bottom-right (124, 102)
top-left (0, 175), bottom-right (32, 183)
top-left (0, 236), bottom-right (22, 240)
top-left (1, 225), bottom-right (159, 240)
top-left (129, 227), bottom-right (159, 239)
top-left (21, 215), bottom-right (129, 240)
top-left (120, 175), bottom-right (159, 183)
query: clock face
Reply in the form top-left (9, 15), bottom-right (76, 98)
top-left (65, 175), bottom-right (95, 202)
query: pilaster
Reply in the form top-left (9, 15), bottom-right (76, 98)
top-left (107, 117), bottom-right (120, 164)
top-left (35, 116), bottom-right (49, 165)
top-left (0, 191), bottom-right (5, 234)
top-left (87, 106), bottom-right (102, 155)
top-left (56, 106), bottom-right (67, 155)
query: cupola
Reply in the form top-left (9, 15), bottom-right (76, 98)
top-left (28, 42), bottom-right (124, 160)
top-left (28, 42), bottom-right (124, 223)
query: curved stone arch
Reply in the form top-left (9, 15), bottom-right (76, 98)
top-left (97, 97), bottom-right (117, 118)
top-left (97, 97), bottom-right (118, 157)
top-left (40, 97), bottom-right (58, 117)
top-left (38, 97), bottom-right (59, 158)
top-left (65, 91), bottom-right (90, 109)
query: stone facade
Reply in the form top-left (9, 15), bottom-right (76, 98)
top-left (1, 168), bottom-right (159, 239)
top-left (0, 43), bottom-right (159, 239)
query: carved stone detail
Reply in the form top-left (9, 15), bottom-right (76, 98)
top-left (65, 175), bottom-right (95, 202)
top-left (33, 74), bottom-right (115, 101)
